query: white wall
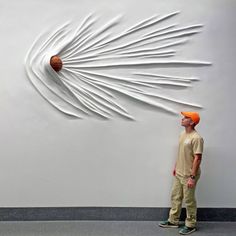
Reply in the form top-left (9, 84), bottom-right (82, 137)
top-left (0, 0), bottom-right (235, 207)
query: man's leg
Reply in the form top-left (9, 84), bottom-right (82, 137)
top-left (168, 175), bottom-right (183, 225)
top-left (182, 176), bottom-right (199, 228)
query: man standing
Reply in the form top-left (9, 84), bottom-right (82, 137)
top-left (159, 111), bottom-right (204, 235)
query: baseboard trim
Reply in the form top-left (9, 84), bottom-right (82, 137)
top-left (0, 207), bottom-right (235, 221)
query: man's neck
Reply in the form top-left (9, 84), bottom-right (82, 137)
top-left (185, 126), bottom-right (195, 133)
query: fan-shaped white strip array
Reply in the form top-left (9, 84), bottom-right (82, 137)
top-left (25, 12), bottom-right (211, 120)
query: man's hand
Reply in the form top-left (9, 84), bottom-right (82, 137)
top-left (172, 168), bottom-right (176, 176)
top-left (187, 178), bottom-right (196, 188)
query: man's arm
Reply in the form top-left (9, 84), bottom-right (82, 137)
top-left (191, 154), bottom-right (202, 176)
top-left (187, 154), bottom-right (202, 188)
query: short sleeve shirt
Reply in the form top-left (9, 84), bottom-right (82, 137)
top-left (176, 130), bottom-right (204, 177)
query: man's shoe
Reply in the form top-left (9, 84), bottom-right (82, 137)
top-left (159, 220), bottom-right (179, 228)
top-left (179, 226), bottom-right (196, 235)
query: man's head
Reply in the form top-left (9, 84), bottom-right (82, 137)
top-left (181, 111), bottom-right (200, 128)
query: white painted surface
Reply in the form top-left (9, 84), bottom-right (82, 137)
top-left (0, 0), bottom-right (235, 207)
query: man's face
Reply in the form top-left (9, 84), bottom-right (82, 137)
top-left (181, 116), bottom-right (194, 127)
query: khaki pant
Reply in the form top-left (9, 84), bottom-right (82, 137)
top-left (168, 174), bottom-right (200, 228)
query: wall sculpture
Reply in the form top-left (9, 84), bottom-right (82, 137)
top-left (25, 11), bottom-right (211, 119)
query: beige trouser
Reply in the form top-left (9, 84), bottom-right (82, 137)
top-left (168, 174), bottom-right (200, 228)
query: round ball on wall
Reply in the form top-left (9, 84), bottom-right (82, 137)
top-left (50, 55), bottom-right (63, 72)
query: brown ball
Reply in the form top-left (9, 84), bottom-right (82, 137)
top-left (50, 55), bottom-right (63, 72)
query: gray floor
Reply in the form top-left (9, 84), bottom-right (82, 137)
top-left (0, 221), bottom-right (235, 236)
